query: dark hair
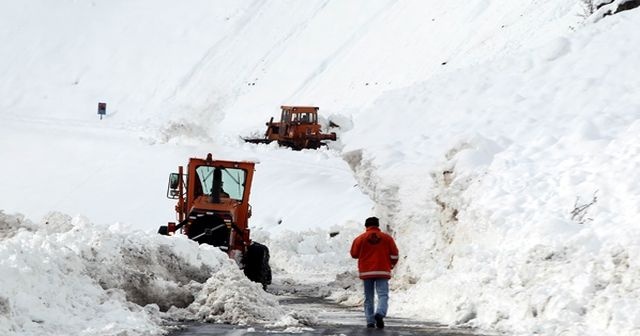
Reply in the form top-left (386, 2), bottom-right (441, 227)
top-left (365, 217), bottom-right (379, 227)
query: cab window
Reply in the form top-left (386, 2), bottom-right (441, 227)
top-left (195, 166), bottom-right (246, 201)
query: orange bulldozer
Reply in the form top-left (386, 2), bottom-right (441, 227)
top-left (244, 106), bottom-right (337, 150)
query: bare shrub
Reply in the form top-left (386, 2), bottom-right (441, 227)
top-left (570, 190), bottom-right (598, 224)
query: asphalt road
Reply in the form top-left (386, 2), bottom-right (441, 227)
top-left (168, 296), bottom-right (483, 336)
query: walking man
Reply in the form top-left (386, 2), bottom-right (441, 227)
top-left (350, 216), bottom-right (399, 329)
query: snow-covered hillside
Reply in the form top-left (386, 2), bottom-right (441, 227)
top-left (1, 0), bottom-right (639, 335)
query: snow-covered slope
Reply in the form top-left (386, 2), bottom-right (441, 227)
top-left (344, 8), bottom-right (640, 335)
top-left (0, 0), bottom-right (583, 132)
top-left (1, 0), bottom-right (639, 335)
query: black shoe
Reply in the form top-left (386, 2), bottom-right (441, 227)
top-left (374, 314), bottom-right (384, 329)
top-left (367, 323), bottom-right (375, 328)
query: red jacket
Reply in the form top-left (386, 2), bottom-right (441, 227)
top-left (350, 227), bottom-right (399, 279)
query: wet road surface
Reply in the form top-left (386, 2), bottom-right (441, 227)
top-left (168, 296), bottom-right (483, 336)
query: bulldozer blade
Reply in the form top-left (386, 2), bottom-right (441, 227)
top-left (243, 137), bottom-right (273, 145)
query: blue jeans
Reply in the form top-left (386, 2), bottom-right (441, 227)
top-left (363, 278), bottom-right (389, 325)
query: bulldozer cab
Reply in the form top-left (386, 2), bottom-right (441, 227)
top-left (277, 106), bottom-right (321, 141)
top-left (281, 106), bottom-right (318, 125)
top-left (163, 153), bottom-right (255, 253)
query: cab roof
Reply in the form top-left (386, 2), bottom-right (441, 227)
top-left (281, 106), bottom-right (319, 113)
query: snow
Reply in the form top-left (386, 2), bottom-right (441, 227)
top-left (1, 0), bottom-right (640, 335)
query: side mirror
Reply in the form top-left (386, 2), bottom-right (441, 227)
top-left (167, 173), bottom-right (180, 199)
top-left (169, 173), bottom-right (179, 189)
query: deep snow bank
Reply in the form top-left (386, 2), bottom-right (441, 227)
top-left (0, 211), bottom-right (299, 336)
top-left (342, 8), bottom-right (640, 336)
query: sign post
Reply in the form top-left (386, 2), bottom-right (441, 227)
top-left (97, 102), bottom-right (107, 120)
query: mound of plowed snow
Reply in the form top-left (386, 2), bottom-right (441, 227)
top-left (0, 211), bottom-right (300, 335)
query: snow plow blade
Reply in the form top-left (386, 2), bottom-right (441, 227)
top-left (242, 138), bottom-right (273, 145)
